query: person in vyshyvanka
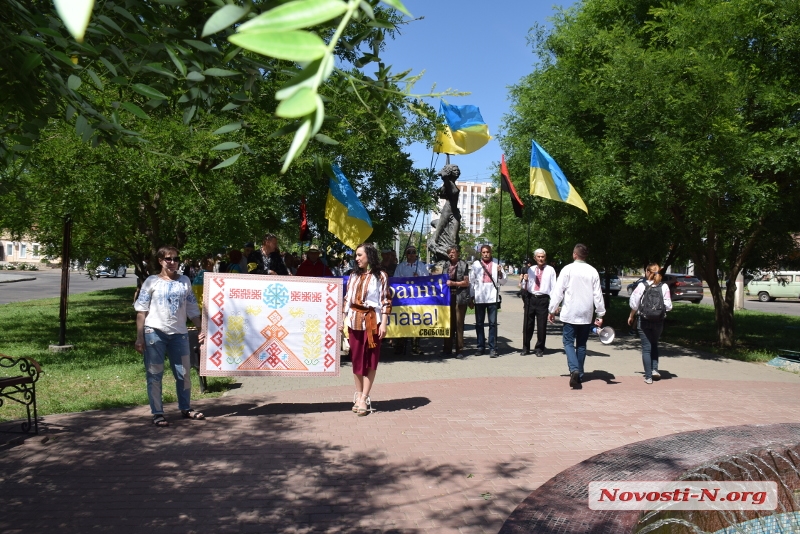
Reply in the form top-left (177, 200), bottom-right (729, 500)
top-left (247, 233), bottom-right (288, 275)
top-left (134, 245), bottom-right (205, 426)
top-left (342, 243), bottom-right (391, 416)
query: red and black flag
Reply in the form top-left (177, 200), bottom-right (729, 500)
top-left (299, 197), bottom-right (310, 241)
top-left (500, 154), bottom-right (525, 218)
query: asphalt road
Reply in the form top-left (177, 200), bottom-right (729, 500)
top-left (620, 278), bottom-right (800, 317)
top-left (0, 269), bottom-right (137, 305)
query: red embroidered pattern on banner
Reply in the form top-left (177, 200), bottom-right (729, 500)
top-left (325, 314), bottom-right (336, 331)
top-left (210, 350), bottom-right (222, 367)
top-left (326, 296), bottom-right (337, 312)
top-left (324, 333), bottom-right (336, 350)
top-left (229, 288), bottom-right (261, 300)
top-left (211, 311), bottom-right (224, 327)
top-left (324, 353), bottom-right (335, 369)
top-left (212, 292), bottom-right (225, 308)
top-left (326, 283), bottom-right (337, 293)
top-left (211, 330), bottom-right (224, 347)
top-left (290, 291), bottom-right (322, 302)
top-left (214, 277), bottom-right (225, 288)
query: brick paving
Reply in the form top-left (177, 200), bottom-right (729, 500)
top-left (1, 285), bottom-right (799, 533)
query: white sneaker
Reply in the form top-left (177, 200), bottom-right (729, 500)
top-left (652, 370), bottom-right (661, 381)
top-left (644, 377), bottom-right (653, 384)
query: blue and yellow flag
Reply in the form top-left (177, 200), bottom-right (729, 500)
top-left (325, 164), bottom-right (373, 249)
top-left (529, 140), bottom-right (588, 213)
top-left (433, 102), bottom-right (493, 155)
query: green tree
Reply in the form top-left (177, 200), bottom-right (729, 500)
top-left (501, 0), bottom-right (800, 347)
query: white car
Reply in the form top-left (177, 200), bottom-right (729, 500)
top-left (96, 258), bottom-right (127, 278)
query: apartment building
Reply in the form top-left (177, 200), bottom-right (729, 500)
top-left (0, 235), bottom-right (43, 264)
top-left (431, 180), bottom-right (492, 236)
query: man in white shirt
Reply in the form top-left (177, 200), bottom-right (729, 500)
top-left (469, 245), bottom-right (507, 358)
top-left (521, 248), bottom-right (557, 357)
top-left (393, 245), bottom-right (430, 355)
top-left (548, 244), bottom-right (606, 389)
top-left (394, 245), bottom-right (429, 278)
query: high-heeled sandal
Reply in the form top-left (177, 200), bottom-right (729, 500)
top-left (356, 395), bottom-right (372, 417)
top-left (352, 391), bottom-right (361, 413)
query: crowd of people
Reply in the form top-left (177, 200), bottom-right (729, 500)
top-left (136, 237), bottom-right (669, 424)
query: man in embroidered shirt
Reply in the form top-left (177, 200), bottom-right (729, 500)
top-left (521, 248), bottom-right (557, 357)
top-left (469, 244), bottom-right (507, 358)
top-left (547, 243), bottom-right (605, 389)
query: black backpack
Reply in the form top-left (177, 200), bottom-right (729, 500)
top-left (638, 282), bottom-right (666, 321)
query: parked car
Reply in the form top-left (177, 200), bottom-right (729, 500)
top-left (627, 277), bottom-right (645, 295)
top-left (96, 257), bottom-right (127, 278)
top-left (662, 273), bottom-right (703, 304)
top-left (598, 272), bottom-right (622, 296)
top-left (746, 271), bottom-right (800, 302)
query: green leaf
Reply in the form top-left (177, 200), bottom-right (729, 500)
top-left (120, 102), bottom-right (150, 120)
top-left (75, 114), bottom-right (89, 136)
top-left (16, 35), bottom-right (46, 48)
top-left (380, 0), bottom-right (411, 16)
top-left (177, 93), bottom-right (191, 103)
top-left (211, 142), bottom-right (241, 151)
top-left (165, 46), bottom-right (187, 77)
top-left (99, 57), bottom-right (118, 76)
top-left (183, 105), bottom-right (196, 125)
top-left (238, 0), bottom-right (348, 33)
top-left (281, 119), bottom-right (311, 173)
top-left (221, 46), bottom-right (243, 63)
top-left (202, 4), bottom-right (250, 37)
top-left (213, 122), bottom-right (242, 135)
top-left (228, 30), bottom-right (326, 62)
top-left (212, 152), bottom-right (241, 170)
top-left (276, 87), bottom-right (318, 118)
top-left (87, 69), bottom-right (104, 90)
top-left (184, 40), bottom-right (220, 54)
top-left (186, 71), bottom-right (206, 82)
top-left (313, 133), bottom-right (338, 145)
top-left (132, 83), bottom-right (168, 100)
top-left (155, 0), bottom-right (187, 5)
top-left (203, 68), bottom-right (240, 77)
top-left (144, 63), bottom-right (178, 79)
top-left (97, 14), bottom-right (123, 34)
top-left (68, 75), bottom-right (82, 90)
top-left (20, 53), bottom-right (42, 76)
top-left (221, 102), bottom-right (240, 111)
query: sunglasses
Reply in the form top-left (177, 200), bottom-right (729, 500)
top-left (162, 256), bottom-right (180, 263)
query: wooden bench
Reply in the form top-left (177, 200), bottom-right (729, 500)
top-left (0, 355), bottom-right (41, 434)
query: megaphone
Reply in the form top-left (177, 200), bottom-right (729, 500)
top-left (592, 326), bottom-right (615, 345)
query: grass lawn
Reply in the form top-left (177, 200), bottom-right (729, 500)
top-left (0, 287), bottom-right (233, 423)
top-left (602, 298), bottom-right (800, 362)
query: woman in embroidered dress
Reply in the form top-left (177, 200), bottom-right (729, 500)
top-left (135, 246), bottom-right (205, 426)
top-left (343, 243), bottom-right (391, 416)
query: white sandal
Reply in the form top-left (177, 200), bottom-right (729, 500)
top-left (356, 395), bottom-right (372, 416)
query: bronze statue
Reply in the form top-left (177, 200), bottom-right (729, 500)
top-left (428, 164), bottom-right (461, 264)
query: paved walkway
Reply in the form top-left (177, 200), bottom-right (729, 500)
top-left (1, 282), bottom-right (798, 533)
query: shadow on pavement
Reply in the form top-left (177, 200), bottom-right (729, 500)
top-left (203, 396), bottom-right (431, 417)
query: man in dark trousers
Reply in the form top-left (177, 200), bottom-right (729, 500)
top-left (521, 249), bottom-right (556, 356)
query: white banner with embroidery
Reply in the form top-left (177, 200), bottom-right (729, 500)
top-left (200, 273), bottom-right (342, 377)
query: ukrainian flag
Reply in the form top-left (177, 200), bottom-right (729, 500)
top-left (529, 140), bottom-right (588, 213)
top-left (325, 164), bottom-right (373, 249)
top-left (433, 102), bottom-right (492, 155)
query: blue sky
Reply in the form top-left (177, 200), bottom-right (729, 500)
top-left (381, 0), bottom-right (576, 183)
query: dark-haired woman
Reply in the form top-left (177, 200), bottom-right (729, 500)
top-left (343, 243), bottom-right (391, 416)
top-left (628, 263), bottom-right (672, 384)
top-left (135, 246), bottom-right (205, 426)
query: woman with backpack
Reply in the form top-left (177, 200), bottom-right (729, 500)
top-left (628, 263), bottom-right (672, 384)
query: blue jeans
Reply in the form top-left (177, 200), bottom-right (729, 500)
top-left (638, 318), bottom-right (664, 379)
top-left (143, 327), bottom-right (192, 415)
top-left (562, 323), bottom-right (592, 376)
top-left (474, 303), bottom-right (498, 351)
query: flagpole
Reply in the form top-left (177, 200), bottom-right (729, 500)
top-left (498, 178), bottom-right (503, 265)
